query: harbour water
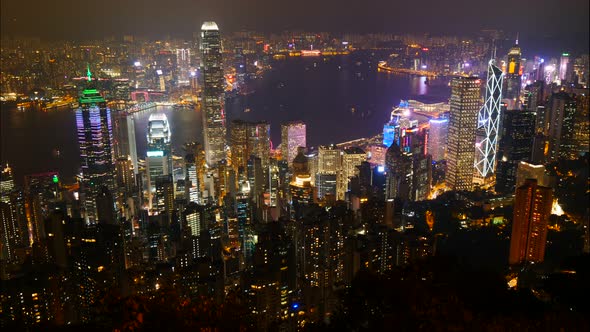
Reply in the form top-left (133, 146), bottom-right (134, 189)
top-left (1, 51), bottom-right (449, 184)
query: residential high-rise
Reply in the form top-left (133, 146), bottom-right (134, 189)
top-left (446, 76), bottom-right (481, 191)
top-left (515, 162), bottom-right (549, 189)
top-left (281, 121), bottom-right (306, 165)
top-left (474, 58), bottom-right (503, 181)
top-left (76, 87), bottom-right (115, 223)
top-left (495, 109), bottom-right (536, 194)
top-left (201, 21), bottom-right (226, 166)
top-left (509, 179), bottom-right (552, 265)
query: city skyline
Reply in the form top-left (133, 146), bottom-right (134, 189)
top-left (0, 12), bottom-right (588, 330)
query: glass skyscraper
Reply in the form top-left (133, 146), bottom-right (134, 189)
top-left (76, 88), bottom-right (115, 223)
top-left (200, 21), bottom-right (226, 166)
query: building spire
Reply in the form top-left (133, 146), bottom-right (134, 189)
top-left (515, 32), bottom-right (519, 46)
top-left (86, 63), bottom-right (92, 82)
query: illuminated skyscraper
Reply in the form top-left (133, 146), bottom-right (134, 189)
top-left (474, 59), bottom-right (503, 182)
top-left (281, 121), bottom-right (306, 165)
top-left (200, 21), bottom-right (226, 166)
top-left (446, 77), bottom-right (481, 191)
top-left (559, 53), bottom-right (571, 82)
top-left (547, 92), bottom-right (577, 161)
top-left (176, 48), bottom-right (191, 85)
top-left (1, 164), bottom-right (15, 203)
top-left (509, 179), bottom-right (552, 265)
top-left (428, 117), bottom-right (448, 162)
top-left (230, 120), bottom-right (271, 171)
top-left (146, 113), bottom-right (172, 208)
top-left (495, 109), bottom-right (536, 194)
top-left (504, 40), bottom-right (521, 107)
top-left (76, 87), bottom-right (115, 223)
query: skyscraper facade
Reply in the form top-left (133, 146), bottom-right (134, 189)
top-left (200, 21), bottom-right (226, 166)
top-left (446, 77), bottom-right (481, 191)
top-left (509, 179), bottom-right (552, 265)
top-left (281, 121), bottom-right (306, 165)
top-left (146, 113), bottom-right (172, 208)
top-left (474, 59), bottom-right (503, 180)
top-left (547, 92), bottom-right (577, 161)
top-left (427, 117), bottom-right (448, 162)
top-left (504, 42), bottom-right (522, 108)
top-left (76, 88), bottom-right (115, 223)
top-left (495, 109), bottom-right (536, 194)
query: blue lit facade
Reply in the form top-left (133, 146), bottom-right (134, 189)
top-left (76, 89), bottom-right (115, 223)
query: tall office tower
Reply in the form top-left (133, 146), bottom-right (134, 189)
top-left (495, 109), bottom-right (536, 194)
top-left (185, 142), bottom-right (206, 194)
top-left (547, 92), bottom-right (577, 161)
top-left (266, 158), bottom-right (280, 210)
top-left (340, 148), bottom-right (367, 200)
top-left (176, 48), bottom-right (191, 85)
top-left (185, 154), bottom-right (200, 204)
top-left (407, 128), bottom-right (432, 201)
top-left (317, 145), bottom-right (342, 174)
top-left (504, 40), bottom-right (522, 108)
top-left (474, 59), bottom-right (503, 183)
top-left (234, 47), bottom-right (247, 89)
top-left (230, 120), bottom-right (249, 170)
top-left (316, 173), bottom-right (337, 201)
top-left (1, 164), bottom-right (15, 203)
top-left (281, 121), bottom-right (306, 165)
top-left (146, 113), bottom-right (172, 208)
top-left (248, 121), bottom-right (271, 169)
top-left (112, 112), bottom-right (138, 173)
top-left (155, 175), bottom-right (175, 224)
top-left (573, 93), bottom-right (590, 156)
top-left (559, 53), bottom-right (571, 82)
top-left (383, 102), bottom-right (416, 148)
top-left (446, 76), bottom-right (481, 191)
top-left (289, 174), bottom-right (314, 219)
top-left (201, 21), bottom-right (226, 166)
top-left (428, 117), bottom-right (448, 162)
top-left (385, 142), bottom-right (412, 201)
top-left (0, 201), bottom-right (20, 262)
top-left (509, 179), bottom-right (552, 265)
top-left (76, 87), bottom-right (115, 223)
top-left (95, 186), bottom-right (115, 224)
top-left (523, 81), bottom-right (545, 113)
top-left (247, 156), bottom-right (265, 207)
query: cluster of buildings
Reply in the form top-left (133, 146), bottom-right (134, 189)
top-left (0, 23), bottom-right (589, 330)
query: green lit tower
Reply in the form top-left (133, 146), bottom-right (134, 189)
top-left (76, 67), bottom-right (115, 224)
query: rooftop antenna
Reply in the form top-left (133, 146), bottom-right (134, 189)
top-left (86, 63), bottom-right (92, 82)
top-left (515, 32), bottom-right (519, 46)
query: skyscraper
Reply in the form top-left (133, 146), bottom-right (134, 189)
top-left (504, 40), bottom-right (522, 107)
top-left (427, 117), bottom-right (448, 162)
top-left (146, 113), bottom-right (172, 208)
top-left (495, 109), bottom-right (536, 194)
top-left (76, 87), bottom-right (115, 223)
top-left (446, 76), bottom-right (481, 191)
top-left (509, 179), bottom-right (552, 265)
top-left (201, 21), bottom-right (226, 166)
top-left (547, 92), bottom-right (577, 161)
top-left (474, 59), bottom-right (503, 182)
top-left (281, 121), bottom-right (306, 165)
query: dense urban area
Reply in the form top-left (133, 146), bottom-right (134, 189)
top-left (1, 25), bottom-right (589, 330)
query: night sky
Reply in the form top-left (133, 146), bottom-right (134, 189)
top-left (1, 0), bottom-right (589, 52)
